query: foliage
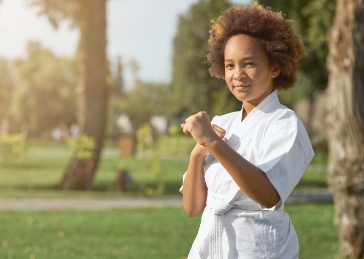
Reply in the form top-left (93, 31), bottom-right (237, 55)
top-left (168, 125), bottom-right (184, 136)
top-left (170, 0), bottom-right (241, 117)
top-left (0, 134), bottom-right (27, 161)
top-left (66, 135), bottom-right (96, 160)
top-left (117, 80), bottom-right (169, 132)
top-left (0, 58), bottom-right (14, 121)
top-left (136, 123), bottom-right (154, 155)
top-left (26, 0), bottom-right (83, 28)
top-left (136, 124), bottom-right (163, 196)
top-left (10, 41), bottom-right (78, 135)
top-left (106, 56), bottom-right (124, 139)
top-left (157, 135), bottom-right (196, 157)
top-left (260, 0), bottom-right (336, 106)
top-left (28, 0), bottom-right (109, 191)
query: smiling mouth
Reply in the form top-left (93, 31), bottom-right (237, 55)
top-left (234, 84), bottom-right (250, 90)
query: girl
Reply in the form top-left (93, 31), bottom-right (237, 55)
top-left (180, 2), bottom-right (314, 259)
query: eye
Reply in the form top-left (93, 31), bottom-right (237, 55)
top-left (246, 62), bottom-right (255, 67)
top-left (225, 64), bottom-right (233, 69)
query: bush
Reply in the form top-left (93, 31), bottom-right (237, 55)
top-left (157, 135), bottom-right (195, 157)
top-left (0, 134), bottom-right (27, 161)
top-left (66, 135), bottom-right (96, 159)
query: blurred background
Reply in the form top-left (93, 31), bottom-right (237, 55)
top-left (0, 0), bottom-right (346, 258)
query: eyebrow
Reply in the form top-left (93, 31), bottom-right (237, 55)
top-left (224, 57), bottom-right (257, 62)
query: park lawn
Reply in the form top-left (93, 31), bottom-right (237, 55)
top-left (0, 140), bottom-right (328, 199)
top-left (0, 203), bottom-right (337, 259)
top-left (0, 143), bottom-right (188, 198)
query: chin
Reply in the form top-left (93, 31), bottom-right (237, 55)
top-left (233, 93), bottom-right (249, 102)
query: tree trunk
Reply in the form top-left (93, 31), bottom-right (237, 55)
top-left (60, 0), bottom-right (107, 190)
top-left (326, 0), bottom-right (364, 258)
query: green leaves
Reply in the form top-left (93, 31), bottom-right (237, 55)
top-left (26, 0), bottom-right (82, 29)
top-left (66, 134), bottom-right (96, 159)
top-left (261, 0), bottom-right (336, 99)
top-left (0, 134), bottom-right (27, 162)
top-left (170, 0), bottom-right (240, 117)
top-left (10, 41), bottom-right (78, 135)
top-left (117, 80), bottom-right (169, 131)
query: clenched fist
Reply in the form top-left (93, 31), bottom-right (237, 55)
top-left (181, 111), bottom-right (227, 152)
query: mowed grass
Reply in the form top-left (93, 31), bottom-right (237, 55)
top-left (0, 142), bottom-right (336, 258)
top-left (0, 140), bottom-right (329, 198)
top-left (0, 203), bottom-right (337, 259)
top-left (0, 141), bottom-right (188, 198)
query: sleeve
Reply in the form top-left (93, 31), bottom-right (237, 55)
top-left (256, 113), bottom-right (314, 204)
top-left (179, 172), bottom-right (186, 193)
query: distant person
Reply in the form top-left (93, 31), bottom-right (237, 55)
top-left (70, 123), bottom-right (80, 138)
top-left (180, 3), bottom-right (314, 258)
top-left (51, 122), bottom-right (69, 141)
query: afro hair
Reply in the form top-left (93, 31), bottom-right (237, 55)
top-left (207, 2), bottom-right (305, 90)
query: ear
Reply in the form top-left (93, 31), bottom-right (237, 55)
top-left (271, 64), bottom-right (280, 79)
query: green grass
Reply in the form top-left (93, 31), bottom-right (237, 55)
top-left (0, 141), bottom-right (189, 198)
top-left (286, 203), bottom-right (338, 259)
top-left (0, 203), bottom-right (337, 259)
top-left (0, 140), bottom-right (329, 198)
top-left (295, 163), bottom-right (328, 190)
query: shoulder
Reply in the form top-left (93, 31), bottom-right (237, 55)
top-left (264, 104), bottom-right (314, 162)
top-left (264, 104), bottom-right (302, 137)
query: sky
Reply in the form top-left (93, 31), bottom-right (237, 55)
top-left (0, 0), bottom-right (250, 89)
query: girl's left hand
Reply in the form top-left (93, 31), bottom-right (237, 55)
top-left (181, 111), bottom-right (221, 146)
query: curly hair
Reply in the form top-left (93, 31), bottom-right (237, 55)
top-left (207, 2), bottom-right (305, 90)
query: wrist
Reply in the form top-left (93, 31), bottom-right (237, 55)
top-left (204, 135), bottom-right (222, 152)
top-left (191, 146), bottom-right (207, 160)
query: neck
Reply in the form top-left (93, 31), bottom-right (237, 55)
top-left (241, 89), bottom-right (275, 120)
top-left (241, 103), bottom-right (253, 121)
top-left (242, 102), bottom-right (255, 115)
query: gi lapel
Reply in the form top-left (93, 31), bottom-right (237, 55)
top-left (222, 91), bottom-right (281, 204)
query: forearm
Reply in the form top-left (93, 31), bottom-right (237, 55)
top-left (182, 151), bottom-right (208, 217)
top-left (206, 137), bottom-right (280, 208)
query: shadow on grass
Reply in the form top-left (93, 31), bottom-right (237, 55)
top-left (295, 180), bottom-right (328, 189)
top-left (8, 177), bottom-right (328, 198)
top-left (1, 160), bottom-right (68, 170)
top-left (10, 180), bottom-right (183, 197)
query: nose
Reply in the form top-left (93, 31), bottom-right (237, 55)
top-left (233, 73), bottom-right (247, 81)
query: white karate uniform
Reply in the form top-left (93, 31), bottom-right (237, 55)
top-left (180, 91), bottom-right (314, 259)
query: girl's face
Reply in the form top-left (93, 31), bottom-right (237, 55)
top-left (224, 34), bottom-right (280, 106)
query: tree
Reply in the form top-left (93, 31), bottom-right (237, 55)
top-left (117, 79), bottom-right (169, 133)
top-left (260, 0), bottom-right (335, 132)
top-left (108, 56), bottom-right (124, 141)
top-left (326, 0), bottom-right (364, 258)
top-left (260, 0), bottom-right (335, 95)
top-left (28, 0), bottom-right (108, 190)
top-left (170, 0), bottom-right (241, 118)
top-left (10, 41), bottom-right (78, 135)
top-left (0, 58), bottom-right (15, 127)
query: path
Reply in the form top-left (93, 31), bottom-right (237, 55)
top-left (0, 190), bottom-right (332, 211)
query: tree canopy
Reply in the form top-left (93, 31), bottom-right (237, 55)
top-left (171, 0), bottom-right (336, 115)
top-left (32, 0), bottom-right (109, 190)
top-left (117, 79), bottom-right (169, 133)
top-left (170, 0), bottom-right (241, 118)
top-left (10, 41), bottom-right (78, 135)
top-left (260, 0), bottom-right (336, 105)
top-left (0, 58), bottom-right (14, 123)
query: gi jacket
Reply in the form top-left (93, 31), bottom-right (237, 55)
top-left (180, 91), bottom-right (314, 259)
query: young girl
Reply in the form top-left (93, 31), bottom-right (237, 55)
top-left (180, 2), bottom-right (314, 259)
